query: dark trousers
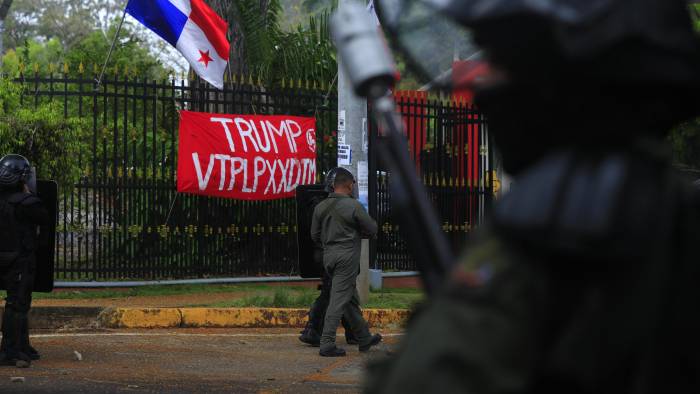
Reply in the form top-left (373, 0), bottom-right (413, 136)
top-left (320, 250), bottom-right (372, 351)
top-left (304, 269), bottom-right (356, 340)
top-left (1, 260), bottom-right (34, 359)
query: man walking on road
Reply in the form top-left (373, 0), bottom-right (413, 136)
top-left (311, 168), bottom-right (382, 357)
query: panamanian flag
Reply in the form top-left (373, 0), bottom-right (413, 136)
top-left (126, 0), bottom-right (230, 89)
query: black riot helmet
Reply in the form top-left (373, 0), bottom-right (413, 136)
top-left (324, 167), bottom-right (355, 193)
top-left (376, 0), bottom-right (700, 173)
top-left (0, 154), bottom-right (31, 190)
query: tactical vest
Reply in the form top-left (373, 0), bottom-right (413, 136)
top-left (493, 149), bottom-right (700, 393)
top-left (0, 193), bottom-right (34, 268)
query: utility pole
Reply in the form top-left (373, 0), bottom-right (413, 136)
top-left (337, 0), bottom-right (371, 304)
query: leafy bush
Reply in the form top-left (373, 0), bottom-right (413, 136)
top-left (0, 78), bottom-right (89, 189)
top-left (669, 118), bottom-right (700, 170)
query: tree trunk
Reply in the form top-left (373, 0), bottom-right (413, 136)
top-left (205, 0), bottom-right (248, 75)
top-left (0, 0), bottom-right (14, 62)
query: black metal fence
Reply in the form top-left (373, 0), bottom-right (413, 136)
top-left (369, 92), bottom-right (493, 271)
top-left (16, 74), bottom-right (491, 280)
top-left (18, 73), bottom-right (337, 280)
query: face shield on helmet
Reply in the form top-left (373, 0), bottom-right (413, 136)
top-left (375, 0), bottom-right (700, 91)
top-left (324, 168), bottom-right (339, 193)
top-left (375, 0), bottom-right (700, 174)
top-left (375, 0), bottom-right (485, 92)
top-left (0, 154), bottom-right (31, 189)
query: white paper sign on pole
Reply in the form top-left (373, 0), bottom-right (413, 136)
top-left (357, 160), bottom-right (369, 211)
top-left (338, 144), bottom-right (352, 166)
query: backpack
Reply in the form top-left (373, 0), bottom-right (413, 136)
top-left (0, 194), bottom-right (23, 268)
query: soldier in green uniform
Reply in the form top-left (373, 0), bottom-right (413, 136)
top-left (364, 0), bottom-right (700, 392)
top-left (311, 167), bottom-right (382, 357)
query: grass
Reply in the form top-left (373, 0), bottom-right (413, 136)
top-left (210, 287), bottom-right (320, 308)
top-left (366, 288), bottom-right (424, 309)
top-left (0, 283), bottom-right (307, 300)
top-left (0, 283), bottom-right (424, 309)
top-left (202, 287), bottom-right (423, 309)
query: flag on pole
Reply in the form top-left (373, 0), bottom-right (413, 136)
top-left (367, 0), bottom-right (380, 27)
top-left (126, 0), bottom-right (230, 89)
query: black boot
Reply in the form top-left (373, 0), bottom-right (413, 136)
top-left (359, 334), bottom-right (383, 352)
top-left (19, 318), bottom-right (39, 360)
top-left (0, 310), bottom-right (31, 368)
top-left (0, 350), bottom-right (31, 368)
top-left (299, 326), bottom-right (321, 347)
top-left (319, 346), bottom-right (346, 357)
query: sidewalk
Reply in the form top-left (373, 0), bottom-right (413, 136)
top-left (0, 328), bottom-right (401, 393)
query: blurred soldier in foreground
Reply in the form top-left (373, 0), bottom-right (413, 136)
top-left (311, 168), bottom-right (381, 357)
top-left (365, 0), bottom-right (700, 392)
top-left (0, 155), bottom-right (48, 368)
top-left (299, 168), bottom-right (359, 347)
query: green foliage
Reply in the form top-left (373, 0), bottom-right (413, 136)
top-left (2, 23), bottom-right (171, 80)
top-left (278, 0), bottom-right (336, 29)
top-left (666, 5), bottom-right (700, 170)
top-left (232, 0), bottom-right (284, 78)
top-left (223, 287), bottom-right (318, 308)
top-left (691, 4), bottom-right (700, 32)
top-left (23, 283), bottom-right (301, 300)
top-left (65, 25), bottom-right (172, 80)
top-left (210, 0), bottom-right (337, 85)
top-left (271, 9), bottom-right (337, 84)
top-left (14, 283), bottom-right (424, 309)
top-left (669, 118), bottom-right (700, 169)
top-left (0, 78), bottom-right (89, 189)
top-left (3, 0), bottom-right (122, 50)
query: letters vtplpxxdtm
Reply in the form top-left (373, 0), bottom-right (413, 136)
top-left (177, 110), bottom-right (317, 200)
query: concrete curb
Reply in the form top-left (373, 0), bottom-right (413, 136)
top-left (0, 307), bottom-right (410, 330)
top-left (0, 307), bottom-right (105, 330)
top-left (98, 307), bottom-right (410, 329)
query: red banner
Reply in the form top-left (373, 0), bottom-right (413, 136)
top-left (177, 110), bottom-right (317, 200)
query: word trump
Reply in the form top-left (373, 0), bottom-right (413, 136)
top-left (177, 110), bottom-right (317, 200)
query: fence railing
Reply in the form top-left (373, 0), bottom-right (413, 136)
top-left (18, 74), bottom-right (337, 280)
top-left (369, 91), bottom-right (494, 271)
top-left (15, 76), bottom-right (491, 280)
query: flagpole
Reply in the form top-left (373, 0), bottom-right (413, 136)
top-left (96, 6), bottom-right (129, 89)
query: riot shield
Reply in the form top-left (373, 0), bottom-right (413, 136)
top-left (296, 184), bottom-right (328, 278)
top-left (34, 180), bottom-right (57, 292)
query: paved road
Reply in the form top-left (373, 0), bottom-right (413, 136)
top-left (0, 329), bottom-right (401, 393)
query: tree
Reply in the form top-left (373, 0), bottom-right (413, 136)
top-left (204, 0), bottom-right (337, 84)
top-left (1, 21), bottom-right (170, 81)
top-left (0, 0), bottom-right (13, 57)
top-left (205, 0), bottom-right (281, 76)
top-left (2, 0), bottom-right (122, 51)
top-left (668, 4), bottom-right (700, 170)
top-left (691, 3), bottom-right (700, 31)
top-left (0, 77), bottom-right (89, 189)
top-left (670, 118), bottom-right (700, 169)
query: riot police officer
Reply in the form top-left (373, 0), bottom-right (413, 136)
top-left (311, 167), bottom-right (382, 357)
top-left (361, 0), bottom-right (700, 392)
top-left (0, 154), bottom-right (48, 368)
top-left (299, 168), bottom-right (359, 347)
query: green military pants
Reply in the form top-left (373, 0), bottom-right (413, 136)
top-left (320, 246), bottom-right (372, 351)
